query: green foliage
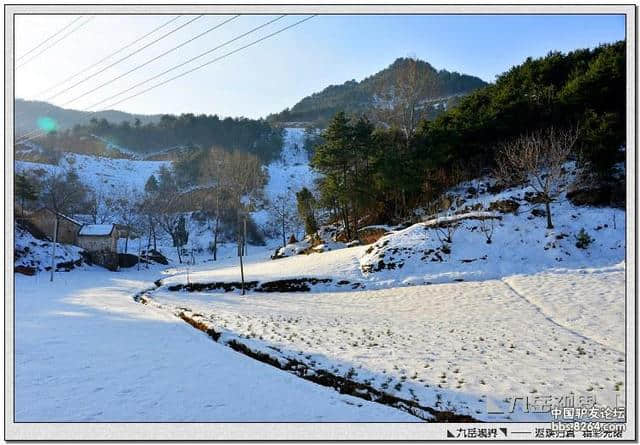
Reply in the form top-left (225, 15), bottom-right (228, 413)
top-left (144, 175), bottom-right (159, 194)
top-left (296, 187), bottom-right (318, 235)
top-left (15, 173), bottom-right (39, 210)
top-left (423, 41), bottom-right (625, 179)
top-left (575, 228), bottom-right (594, 249)
top-left (312, 113), bottom-right (420, 231)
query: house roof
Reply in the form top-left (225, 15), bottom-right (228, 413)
top-left (79, 224), bottom-right (115, 236)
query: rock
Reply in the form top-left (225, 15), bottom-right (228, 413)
top-left (488, 199), bottom-right (520, 214)
top-left (15, 265), bottom-right (36, 276)
top-left (357, 227), bottom-right (388, 245)
top-left (531, 208), bottom-right (547, 218)
top-left (524, 191), bottom-right (548, 204)
top-left (566, 182), bottom-right (625, 208)
top-left (141, 249), bottom-right (169, 265)
top-left (487, 182), bottom-right (507, 194)
top-left (118, 253), bottom-right (139, 268)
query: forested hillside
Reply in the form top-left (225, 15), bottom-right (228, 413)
top-left (19, 113), bottom-right (284, 164)
top-left (268, 57), bottom-right (487, 127)
top-left (308, 41), bottom-right (626, 234)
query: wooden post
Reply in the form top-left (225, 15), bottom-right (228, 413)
top-left (243, 217), bottom-right (247, 256)
top-left (49, 217), bottom-right (58, 282)
top-left (137, 235), bottom-right (141, 271)
top-left (238, 211), bottom-right (245, 296)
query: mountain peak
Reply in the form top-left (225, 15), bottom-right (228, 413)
top-left (268, 57), bottom-right (487, 127)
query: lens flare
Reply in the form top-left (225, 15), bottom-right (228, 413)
top-left (36, 116), bottom-right (57, 133)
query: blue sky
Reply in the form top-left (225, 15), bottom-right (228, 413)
top-left (15, 14), bottom-right (625, 119)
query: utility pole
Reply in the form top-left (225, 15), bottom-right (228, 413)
top-left (49, 217), bottom-right (58, 282)
top-left (137, 234), bottom-right (141, 271)
top-left (243, 217), bottom-right (247, 256)
top-left (239, 219), bottom-right (245, 296)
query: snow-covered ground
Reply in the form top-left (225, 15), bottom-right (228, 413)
top-left (12, 135), bottom-right (627, 423)
top-left (142, 169), bottom-right (626, 422)
top-left (14, 267), bottom-right (416, 422)
top-left (148, 263), bottom-right (625, 422)
top-left (15, 152), bottom-right (169, 192)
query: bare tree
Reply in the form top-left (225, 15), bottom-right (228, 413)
top-left (496, 126), bottom-right (579, 229)
top-left (268, 191), bottom-right (300, 248)
top-left (156, 198), bottom-right (186, 263)
top-left (40, 169), bottom-right (88, 281)
top-left (199, 147), bottom-right (231, 261)
top-left (433, 221), bottom-right (459, 253)
top-left (225, 151), bottom-right (266, 295)
top-left (375, 56), bottom-right (438, 150)
top-left (86, 188), bottom-right (112, 224)
top-left (112, 189), bottom-right (141, 253)
top-left (478, 215), bottom-right (496, 244)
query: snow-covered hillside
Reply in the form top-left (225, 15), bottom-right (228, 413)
top-left (16, 152), bottom-right (170, 193)
top-left (253, 128), bottom-right (318, 228)
top-left (15, 225), bottom-right (85, 274)
top-left (164, 182), bottom-right (624, 292)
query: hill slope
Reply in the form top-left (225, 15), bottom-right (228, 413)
top-left (15, 99), bottom-right (161, 136)
top-left (268, 58), bottom-right (487, 126)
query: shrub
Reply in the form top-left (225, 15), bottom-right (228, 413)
top-left (575, 228), bottom-right (594, 249)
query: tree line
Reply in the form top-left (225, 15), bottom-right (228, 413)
top-left (308, 41), bottom-right (625, 238)
top-left (31, 112), bottom-right (284, 164)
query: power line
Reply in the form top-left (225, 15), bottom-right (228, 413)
top-left (17, 17), bottom-right (94, 69)
top-left (61, 15), bottom-right (241, 108)
top-left (86, 15), bottom-right (284, 110)
top-left (34, 15), bottom-right (181, 98)
top-left (16, 15), bottom-right (316, 145)
top-left (103, 16), bottom-right (315, 110)
top-left (44, 15), bottom-right (203, 102)
top-left (16, 15), bottom-right (84, 62)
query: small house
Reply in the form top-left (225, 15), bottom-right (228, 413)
top-left (27, 207), bottom-right (83, 244)
top-left (77, 224), bottom-right (119, 253)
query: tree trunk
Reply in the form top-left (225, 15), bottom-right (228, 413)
top-left (175, 237), bottom-right (182, 263)
top-left (212, 195), bottom-right (220, 261)
top-left (49, 217), bottom-right (59, 282)
top-left (151, 222), bottom-right (157, 250)
top-left (238, 216), bottom-right (246, 296)
top-left (239, 245), bottom-right (245, 296)
top-left (212, 215), bottom-right (219, 261)
top-left (545, 200), bottom-right (553, 229)
top-left (243, 217), bottom-right (247, 256)
top-left (281, 213), bottom-right (286, 248)
top-left (124, 229), bottom-right (130, 253)
top-left (353, 203), bottom-right (359, 241)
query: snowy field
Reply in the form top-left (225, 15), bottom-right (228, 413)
top-left (14, 267), bottom-right (416, 422)
top-left (148, 263), bottom-right (625, 422)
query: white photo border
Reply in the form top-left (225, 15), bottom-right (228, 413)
top-left (4, 3), bottom-right (636, 440)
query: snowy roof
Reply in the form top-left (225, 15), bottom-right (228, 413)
top-left (79, 224), bottom-right (115, 236)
